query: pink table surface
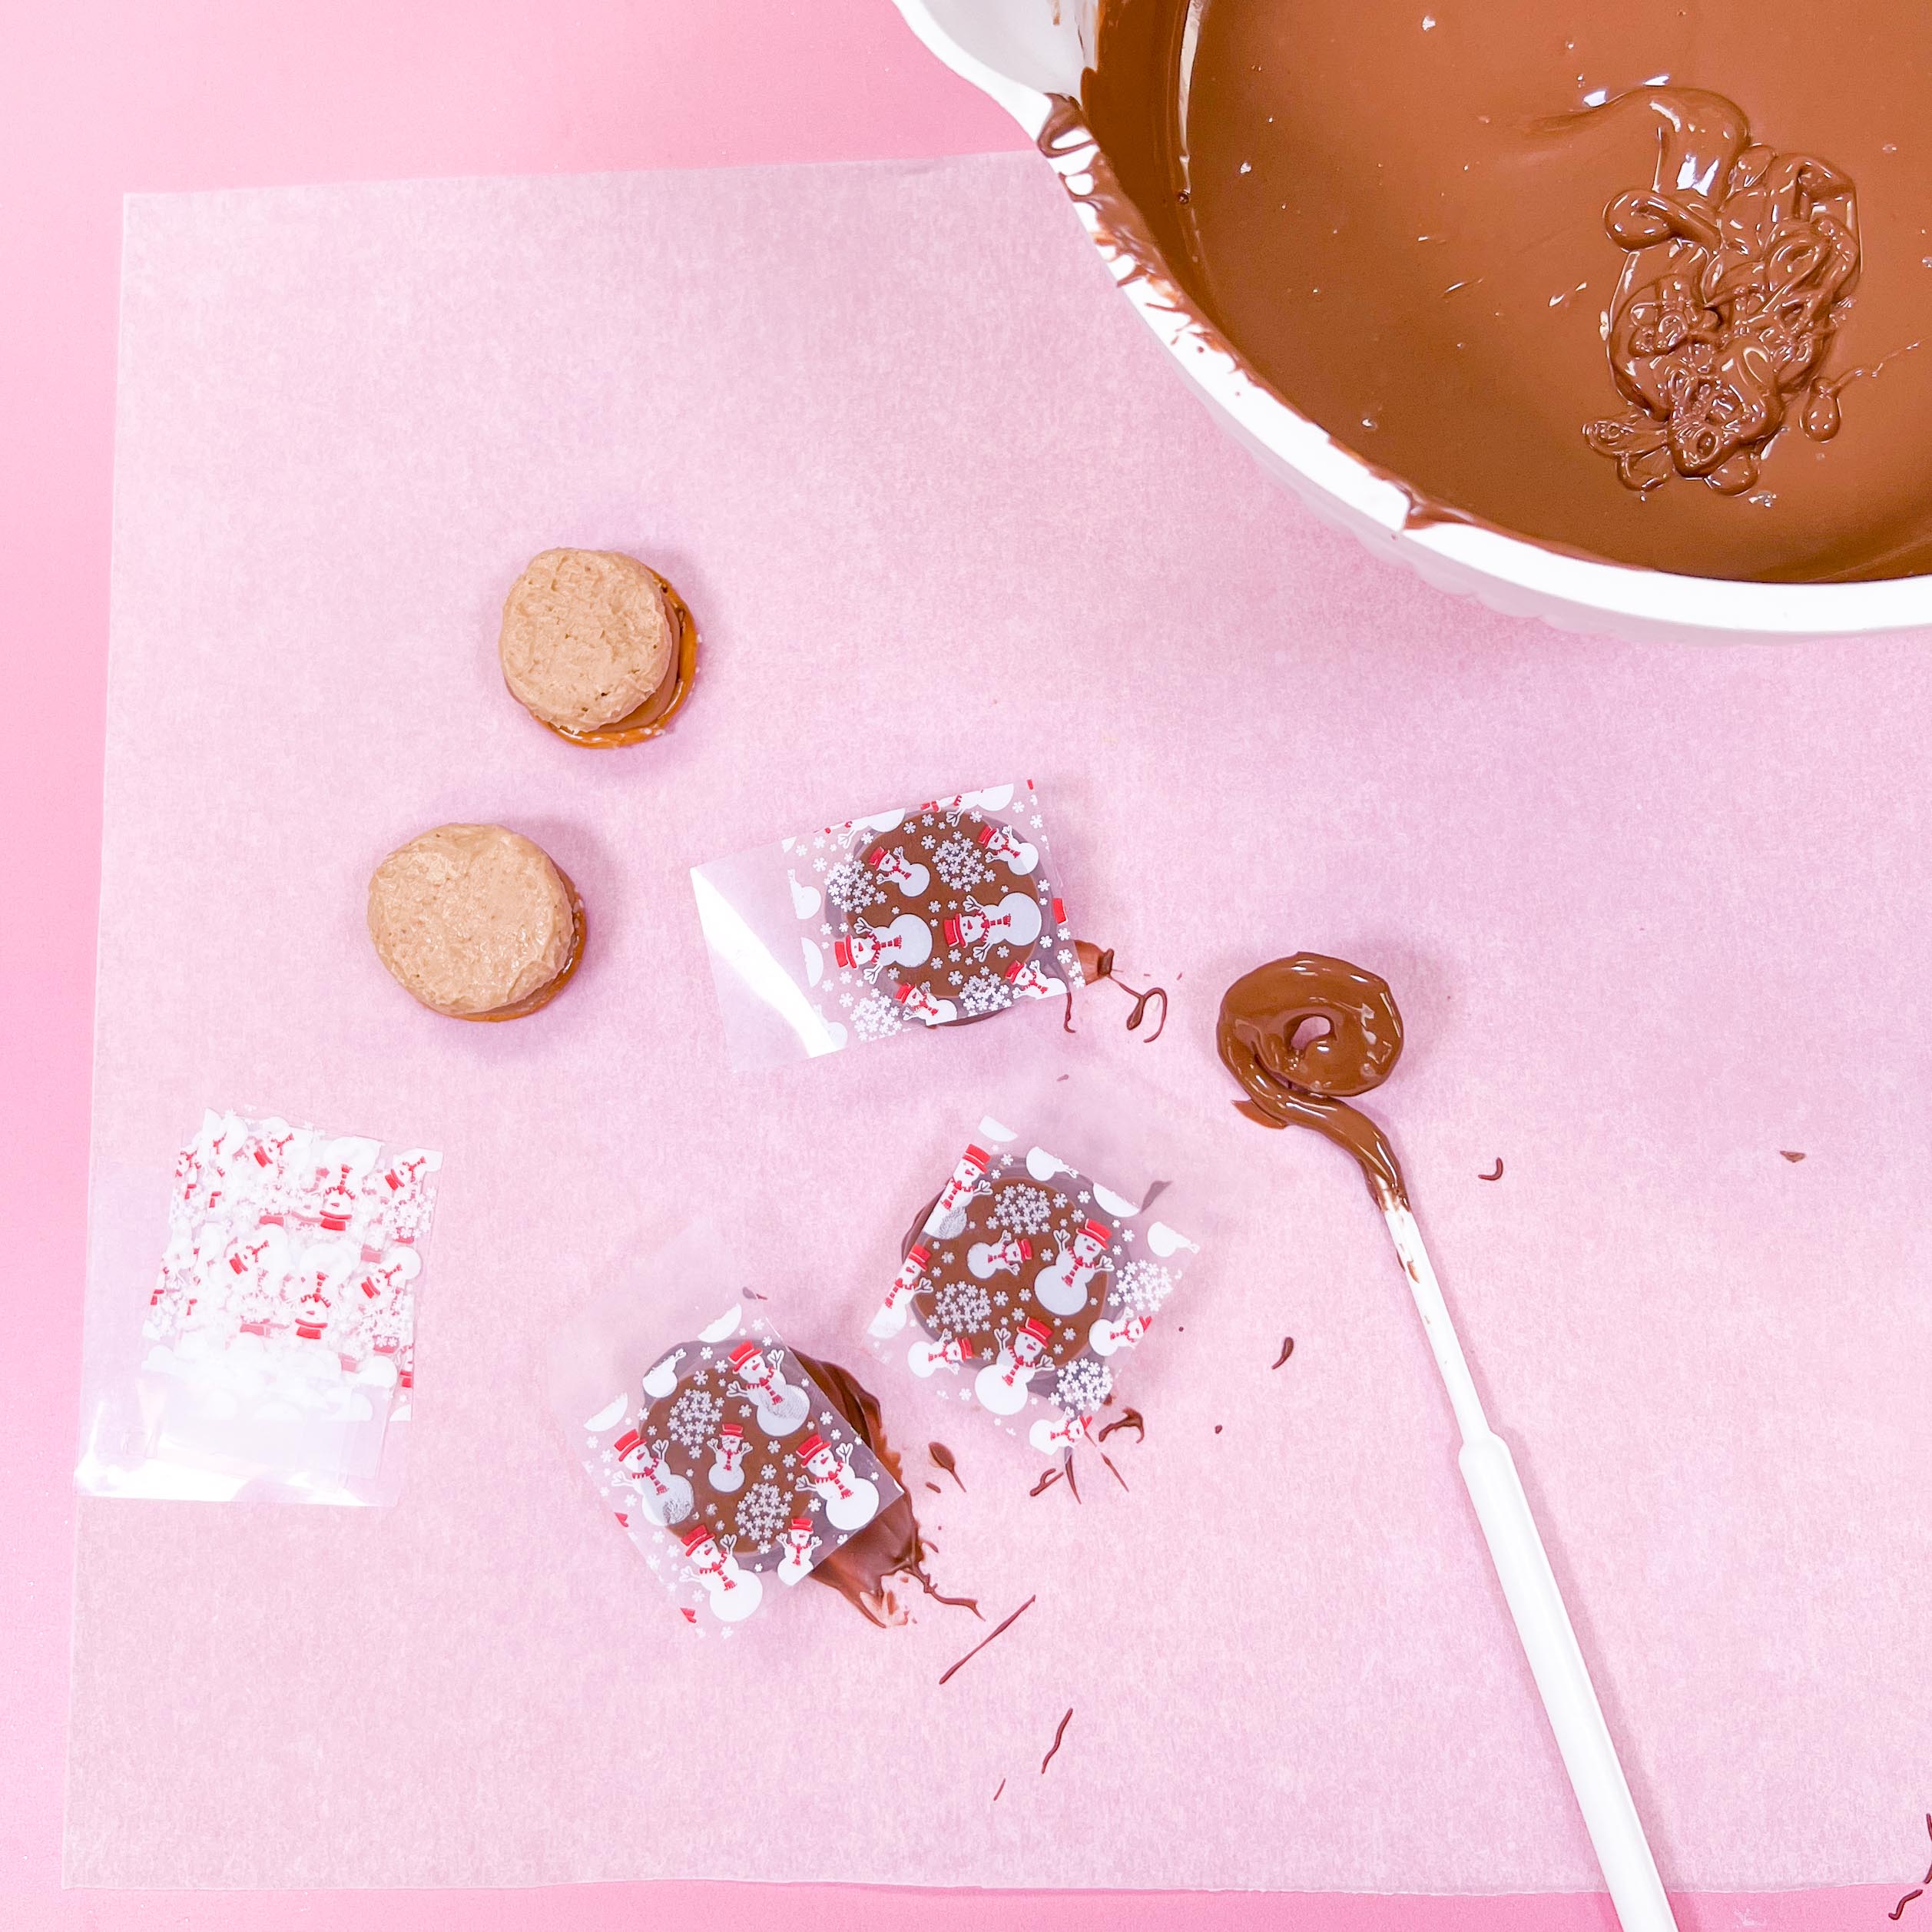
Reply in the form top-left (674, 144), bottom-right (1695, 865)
top-left (0, 3), bottom-right (1910, 1927)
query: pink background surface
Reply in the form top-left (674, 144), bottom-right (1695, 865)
top-left (1, 2), bottom-right (1917, 1927)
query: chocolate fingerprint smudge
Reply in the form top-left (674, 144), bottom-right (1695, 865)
top-left (1889, 1814), bottom-right (1932, 1920)
top-left (1029, 1467), bottom-right (1063, 1497)
top-left (939, 1596), bottom-right (1036, 1685)
top-left (1041, 1708), bottom-right (1074, 1775)
top-left (1100, 1450), bottom-right (1128, 1491)
top-left (1480, 1158), bottom-right (1504, 1182)
top-left (1781, 1150), bottom-right (1807, 1163)
top-left (1271, 1337), bottom-right (1295, 1370)
top-left (1096, 1407), bottom-right (1145, 1443)
top-left (930, 1441), bottom-right (966, 1491)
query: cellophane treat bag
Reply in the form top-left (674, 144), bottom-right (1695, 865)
top-left (75, 1107), bottom-right (442, 1505)
top-left (864, 1099), bottom-right (1204, 1456)
top-left (691, 780), bottom-right (1083, 1070)
top-left (549, 1227), bottom-right (906, 1636)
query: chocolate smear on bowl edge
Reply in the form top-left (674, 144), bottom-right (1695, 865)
top-left (794, 1352), bottom-right (980, 1625)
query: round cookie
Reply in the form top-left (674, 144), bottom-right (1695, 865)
top-left (904, 1159), bottom-right (1118, 1387)
top-left (498, 547), bottom-right (698, 745)
top-left (366, 823), bottom-right (584, 1020)
top-left (830, 807), bottom-right (1064, 1028)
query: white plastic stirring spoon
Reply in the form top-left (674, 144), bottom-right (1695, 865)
top-left (1220, 954), bottom-right (1678, 1932)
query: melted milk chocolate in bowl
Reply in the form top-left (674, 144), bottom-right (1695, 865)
top-left (1082, 0), bottom-right (1932, 582)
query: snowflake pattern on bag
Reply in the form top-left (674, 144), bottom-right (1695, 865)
top-left (787, 783), bottom-right (1082, 1045)
top-left (867, 1125), bottom-right (1201, 1449)
top-left (578, 1310), bottom-right (904, 1635)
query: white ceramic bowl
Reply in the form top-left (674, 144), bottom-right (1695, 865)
top-left (893, 0), bottom-right (1932, 641)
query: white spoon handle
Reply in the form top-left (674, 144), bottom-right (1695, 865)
top-left (1460, 1431), bottom-right (1678, 1932)
top-left (1384, 1203), bottom-right (1677, 1932)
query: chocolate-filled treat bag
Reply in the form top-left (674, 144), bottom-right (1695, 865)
top-left (75, 1106), bottom-right (442, 1506)
top-left (548, 1228), bottom-right (906, 1635)
top-left (691, 780), bottom-right (1083, 1071)
top-left (865, 1104), bottom-right (1204, 1454)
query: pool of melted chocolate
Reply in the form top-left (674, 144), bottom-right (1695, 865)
top-left (1082, 0), bottom-right (1932, 582)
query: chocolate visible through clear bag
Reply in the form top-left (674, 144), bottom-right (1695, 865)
top-left (690, 780), bottom-right (1083, 1070)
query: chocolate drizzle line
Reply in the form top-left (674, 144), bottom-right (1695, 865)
top-left (1891, 1815), bottom-right (1932, 1920)
top-left (1029, 1468), bottom-right (1063, 1498)
top-left (1099, 1451), bottom-right (1128, 1492)
top-left (1062, 1456), bottom-right (1081, 1504)
top-left (1271, 1337), bottom-right (1295, 1371)
top-left (1073, 941), bottom-right (1168, 1042)
top-left (1095, 1407), bottom-right (1145, 1444)
top-left (1216, 954), bottom-right (1408, 1208)
top-left (993, 1779), bottom-right (1006, 1804)
top-left (1040, 1709), bottom-right (1074, 1775)
top-left (939, 1596), bottom-right (1036, 1685)
top-left (929, 1441), bottom-right (965, 1492)
top-left (794, 1353), bottom-right (981, 1625)
top-left (1480, 1159), bottom-right (1504, 1182)
top-left (1781, 1150), bottom-right (1807, 1163)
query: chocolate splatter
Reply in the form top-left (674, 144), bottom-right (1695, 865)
top-left (795, 1352), bottom-right (980, 1625)
top-left (741, 1287), bottom-right (769, 1300)
top-left (1041, 1708), bottom-right (1074, 1775)
top-left (1214, 1423), bottom-right (1224, 1434)
top-left (1479, 1158), bottom-right (1504, 1181)
top-left (1096, 1407), bottom-right (1145, 1444)
top-left (1781, 1150), bottom-right (1807, 1163)
top-left (1072, 940), bottom-right (1168, 1042)
top-left (993, 1778), bottom-right (1006, 1803)
top-left (1100, 1450), bottom-right (1128, 1491)
top-left (1271, 1337), bottom-right (1295, 1370)
top-left (1889, 1815), bottom-right (1932, 1920)
top-left (940, 1596), bottom-right (1036, 1685)
top-left (925, 1481), bottom-right (942, 1494)
top-left (930, 1441), bottom-right (966, 1492)
top-left (1029, 1468), bottom-right (1063, 1497)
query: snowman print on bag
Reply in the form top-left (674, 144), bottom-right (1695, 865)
top-left (727, 1342), bottom-right (811, 1435)
top-left (909, 1332), bottom-right (975, 1379)
top-left (1034, 1217), bottom-right (1115, 1318)
top-left (708, 1423), bottom-right (750, 1493)
top-left (615, 1428), bottom-right (695, 1527)
top-left (679, 1523), bottom-right (763, 1624)
top-left (776, 1514), bottom-right (822, 1586)
top-left (974, 1316), bottom-right (1053, 1417)
top-left (869, 1243), bottom-right (932, 1339)
top-left (863, 840), bottom-right (931, 898)
top-left (796, 1430), bottom-right (881, 1533)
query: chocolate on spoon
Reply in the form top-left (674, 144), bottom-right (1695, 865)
top-left (1215, 953), bottom-right (1678, 1932)
top-left (1215, 953), bottom-right (1404, 1205)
